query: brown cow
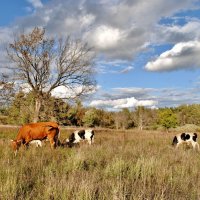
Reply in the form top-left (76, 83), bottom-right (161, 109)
top-left (11, 122), bottom-right (60, 154)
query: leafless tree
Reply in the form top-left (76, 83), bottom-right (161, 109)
top-left (7, 27), bottom-right (96, 122)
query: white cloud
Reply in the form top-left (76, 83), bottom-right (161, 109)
top-left (87, 25), bottom-right (122, 49)
top-left (51, 85), bottom-right (99, 99)
top-left (145, 41), bottom-right (200, 71)
top-left (90, 85), bottom-right (200, 109)
top-left (90, 97), bottom-right (157, 109)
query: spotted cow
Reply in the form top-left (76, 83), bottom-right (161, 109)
top-left (66, 129), bottom-right (94, 147)
top-left (172, 132), bottom-right (199, 150)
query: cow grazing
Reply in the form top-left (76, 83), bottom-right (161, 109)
top-left (66, 129), bottom-right (94, 147)
top-left (11, 122), bottom-right (60, 154)
top-left (172, 132), bottom-right (199, 150)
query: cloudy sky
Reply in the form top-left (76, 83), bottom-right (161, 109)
top-left (1, 0), bottom-right (200, 110)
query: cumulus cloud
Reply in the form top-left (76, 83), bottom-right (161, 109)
top-left (90, 97), bottom-right (157, 109)
top-left (88, 25), bottom-right (122, 49)
top-left (145, 41), bottom-right (200, 71)
top-left (89, 86), bottom-right (159, 110)
top-left (90, 85), bottom-right (200, 109)
top-left (155, 20), bottom-right (200, 44)
top-left (2, 0), bottom-right (197, 61)
top-left (1, 0), bottom-right (200, 110)
top-left (51, 85), bottom-right (99, 99)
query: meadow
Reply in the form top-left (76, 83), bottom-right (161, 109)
top-left (0, 127), bottom-right (200, 200)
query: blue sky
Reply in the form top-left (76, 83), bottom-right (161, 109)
top-left (1, 0), bottom-right (200, 110)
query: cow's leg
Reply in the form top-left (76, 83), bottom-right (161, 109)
top-left (23, 131), bottom-right (32, 149)
top-left (47, 128), bottom-right (59, 149)
top-left (88, 139), bottom-right (92, 145)
top-left (191, 141), bottom-right (200, 151)
top-left (24, 141), bottom-right (31, 149)
top-left (54, 133), bottom-right (59, 147)
top-left (176, 142), bottom-right (181, 149)
top-left (196, 142), bottom-right (200, 151)
top-left (90, 133), bottom-right (94, 144)
top-left (91, 137), bottom-right (94, 144)
top-left (48, 136), bottom-right (56, 149)
top-left (53, 128), bottom-right (60, 147)
top-left (24, 139), bottom-right (32, 149)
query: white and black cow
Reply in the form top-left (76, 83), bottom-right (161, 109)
top-left (66, 129), bottom-right (94, 147)
top-left (172, 132), bottom-right (199, 150)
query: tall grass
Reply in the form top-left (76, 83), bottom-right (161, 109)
top-left (0, 127), bottom-right (200, 199)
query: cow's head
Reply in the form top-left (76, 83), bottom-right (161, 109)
top-left (11, 139), bottom-right (22, 153)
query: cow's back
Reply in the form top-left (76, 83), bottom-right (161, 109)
top-left (17, 122), bottom-right (59, 140)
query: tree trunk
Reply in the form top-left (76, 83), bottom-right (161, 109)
top-left (33, 97), bottom-right (42, 122)
top-left (138, 111), bottom-right (143, 131)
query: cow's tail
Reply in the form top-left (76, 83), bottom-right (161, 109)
top-left (45, 122), bottom-right (59, 129)
top-left (172, 136), bottom-right (178, 146)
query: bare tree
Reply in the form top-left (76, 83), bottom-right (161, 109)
top-left (7, 27), bottom-right (96, 122)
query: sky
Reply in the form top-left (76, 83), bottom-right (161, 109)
top-left (1, 0), bottom-right (200, 110)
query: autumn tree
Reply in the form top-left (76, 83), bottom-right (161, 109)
top-left (82, 108), bottom-right (99, 127)
top-left (7, 27), bottom-right (96, 122)
top-left (175, 104), bottom-right (200, 126)
top-left (67, 100), bottom-right (85, 126)
top-left (53, 98), bottom-right (71, 125)
top-left (158, 108), bottom-right (178, 132)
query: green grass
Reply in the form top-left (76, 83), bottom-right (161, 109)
top-left (0, 127), bottom-right (200, 199)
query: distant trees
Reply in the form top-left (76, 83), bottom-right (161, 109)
top-left (82, 108), bottom-right (98, 127)
top-left (133, 106), bottom-right (158, 130)
top-left (176, 104), bottom-right (200, 126)
top-left (114, 108), bottom-right (134, 129)
top-left (67, 100), bottom-right (85, 126)
top-left (7, 27), bottom-right (96, 122)
top-left (2, 86), bottom-right (200, 130)
top-left (158, 108), bottom-right (177, 132)
top-left (6, 92), bottom-right (34, 124)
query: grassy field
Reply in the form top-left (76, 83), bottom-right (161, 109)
top-left (0, 127), bottom-right (200, 200)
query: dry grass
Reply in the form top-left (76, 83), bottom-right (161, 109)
top-left (0, 127), bottom-right (200, 199)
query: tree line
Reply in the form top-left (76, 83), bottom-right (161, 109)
top-left (1, 89), bottom-right (200, 131)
